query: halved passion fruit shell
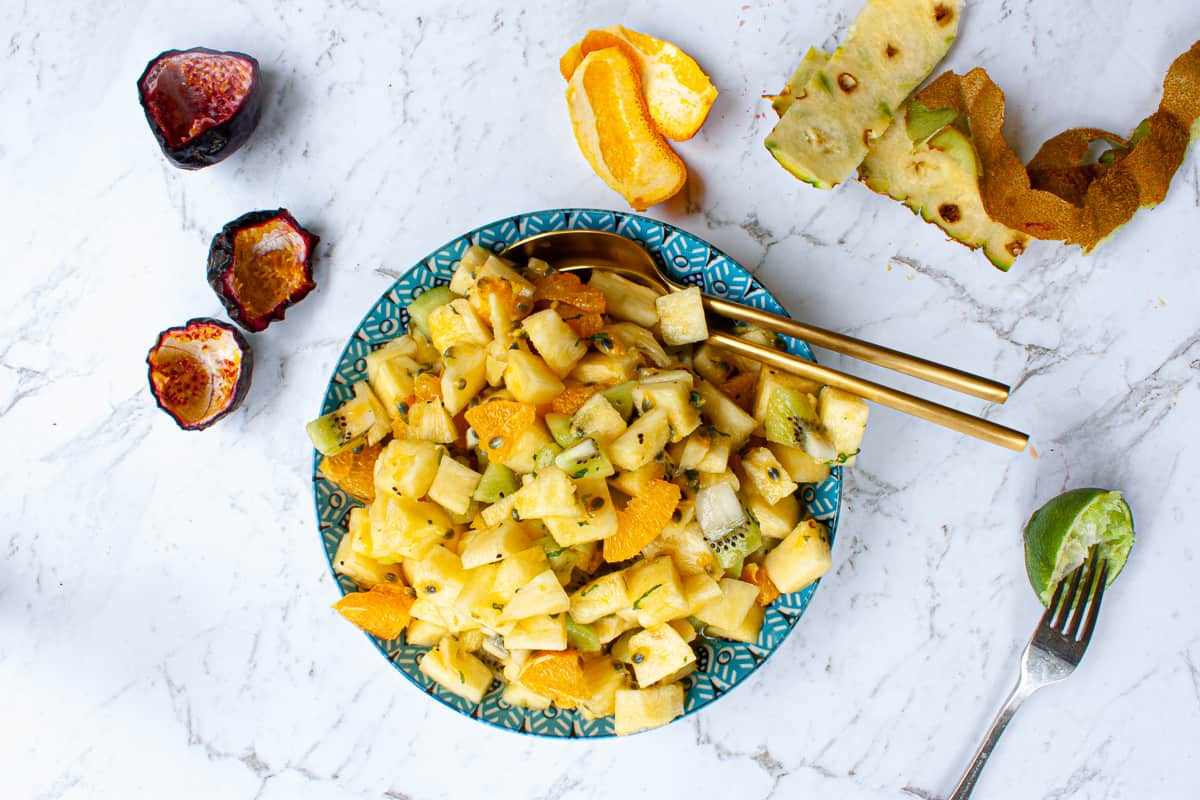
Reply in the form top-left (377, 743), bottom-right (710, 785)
top-left (207, 209), bottom-right (319, 332)
top-left (137, 47), bottom-right (263, 169)
top-left (147, 318), bottom-right (253, 430)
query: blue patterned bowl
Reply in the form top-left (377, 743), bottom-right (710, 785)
top-left (312, 209), bottom-right (841, 737)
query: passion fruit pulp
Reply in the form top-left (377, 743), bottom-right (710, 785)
top-left (207, 209), bottom-right (319, 332)
top-left (147, 318), bottom-right (253, 430)
top-left (137, 47), bottom-right (263, 169)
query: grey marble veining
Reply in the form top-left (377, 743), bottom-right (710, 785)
top-left (2, 1), bottom-right (1197, 798)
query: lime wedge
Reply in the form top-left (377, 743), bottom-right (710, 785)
top-left (1022, 489), bottom-right (1134, 606)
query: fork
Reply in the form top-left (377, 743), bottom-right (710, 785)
top-left (949, 549), bottom-right (1111, 799)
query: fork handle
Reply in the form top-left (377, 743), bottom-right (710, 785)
top-left (949, 681), bottom-right (1038, 799)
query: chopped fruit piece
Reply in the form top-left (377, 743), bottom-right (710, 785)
top-left (629, 623), bottom-right (696, 687)
top-left (566, 618), bottom-right (603, 653)
top-left (655, 287), bottom-right (709, 345)
top-left (513, 466), bottom-right (582, 520)
top-left (764, 519), bottom-right (832, 593)
top-left (428, 298), bottom-right (491, 353)
top-left (137, 47), bottom-right (263, 169)
top-left (764, 385), bottom-right (837, 462)
top-left (587, 271), bottom-right (660, 327)
top-left (406, 398), bottom-right (458, 443)
top-left (473, 461), bottom-right (520, 505)
top-left (419, 636), bottom-right (494, 703)
top-left (604, 480), bottom-right (681, 562)
top-left (368, 494), bottom-right (453, 562)
top-left (609, 408), bottom-right (671, 471)
top-left (721, 372), bottom-right (758, 412)
top-left (374, 439), bottom-right (442, 499)
top-left (333, 507), bottom-right (404, 588)
top-left (412, 372), bottom-right (441, 402)
top-left (207, 209), bottom-right (319, 332)
top-left (695, 379), bottom-right (758, 447)
top-left (632, 377), bottom-right (701, 443)
top-left (427, 455), bottom-right (483, 516)
top-left (614, 683), bottom-right (685, 735)
top-left (557, 304), bottom-right (607, 338)
top-left (624, 554), bottom-right (689, 627)
top-left (570, 571), bottom-right (631, 623)
top-left (519, 650), bottom-right (589, 708)
top-left (319, 441), bottom-right (383, 503)
top-left (440, 344), bottom-right (487, 415)
top-left (522, 308), bottom-right (589, 377)
top-left (818, 386), bottom-right (869, 465)
top-left (571, 393), bottom-right (628, 444)
top-left (147, 318), bottom-right (253, 431)
top-left (504, 351), bottom-right (566, 404)
top-left (741, 563), bottom-right (782, 606)
top-left (642, 520), bottom-right (719, 577)
top-left (745, 488), bottom-right (800, 541)
top-left (693, 577), bottom-right (759, 630)
top-left (505, 614), bottom-right (569, 651)
top-left (551, 385), bottom-right (601, 416)
top-left (682, 571), bottom-right (723, 613)
top-left (333, 583), bottom-right (415, 640)
top-left (566, 47), bottom-right (687, 210)
top-left (459, 520), bottom-right (532, 569)
top-left (533, 272), bottom-right (607, 314)
top-left (705, 602), bottom-right (765, 643)
top-left (466, 399), bottom-right (537, 461)
top-left (406, 286), bottom-right (454, 338)
top-left (581, 654), bottom-right (630, 717)
top-left (500, 569), bottom-right (572, 621)
top-left (768, 442), bottom-right (832, 484)
top-left (741, 447), bottom-right (799, 505)
top-left (307, 392), bottom-right (377, 457)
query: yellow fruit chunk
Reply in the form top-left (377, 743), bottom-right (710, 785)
top-left (464, 399), bottom-right (536, 461)
top-left (319, 441), bottom-right (383, 503)
top-left (519, 650), bottom-right (589, 708)
top-left (741, 563), bottom-right (782, 607)
top-left (603, 478), bottom-right (681, 562)
top-left (566, 47), bottom-right (687, 211)
top-left (561, 26), bottom-right (718, 141)
top-left (332, 584), bottom-right (415, 640)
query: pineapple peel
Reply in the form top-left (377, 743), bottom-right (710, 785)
top-left (912, 41), bottom-right (1200, 252)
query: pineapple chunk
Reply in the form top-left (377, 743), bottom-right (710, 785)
top-left (333, 507), bottom-right (403, 588)
top-left (427, 298), bottom-right (491, 353)
top-left (500, 569), bottom-right (571, 621)
top-left (570, 571), bottom-right (631, 623)
top-left (608, 460), bottom-right (667, 497)
top-left (568, 351), bottom-right (640, 385)
top-left (366, 350), bottom-right (421, 419)
top-left (485, 339), bottom-right (509, 386)
top-left (407, 398), bottom-right (458, 443)
top-left (632, 377), bottom-right (701, 442)
top-left (588, 271), bottom-right (659, 327)
top-left (405, 618), bottom-right (448, 647)
top-left (764, 519), bottom-right (831, 593)
top-left (492, 546), bottom-right (551, 604)
top-left (427, 455), bottom-right (483, 516)
top-left (374, 434), bottom-right (441, 496)
top-left (818, 386), bottom-right (868, 465)
top-left (626, 555), bottom-right (689, 627)
top-left (479, 492), bottom-right (519, 528)
top-left (504, 614), bottom-right (568, 651)
top-left (522, 309), bottom-right (588, 377)
top-left (674, 428), bottom-right (712, 472)
top-left (459, 520), bottom-right (534, 569)
top-left (655, 287), bottom-right (708, 345)
top-left (453, 562), bottom-right (503, 628)
top-left (609, 408), bottom-right (671, 471)
top-left (495, 421), bottom-right (554, 475)
top-left (440, 344), bottom-right (488, 415)
top-left (641, 521), bottom-right (719, 577)
top-left (570, 394), bottom-right (628, 444)
top-left (475, 255), bottom-right (536, 307)
top-left (629, 624), bottom-right (697, 686)
top-left (368, 494), bottom-right (453, 561)
top-left (502, 681), bottom-right (554, 711)
top-left (740, 447), bottom-right (799, 505)
top-left (403, 545), bottom-right (467, 605)
top-left (512, 466), bottom-right (581, 520)
top-left (682, 572), bottom-right (723, 613)
top-left (692, 343), bottom-right (733, 385)
top-left (706, 603), bottom-right (765, 644)
top-left (695, 380), bottom-right (757, 446)
top-left (614, 684), bottom-right (684, 735)
top-left (504, 350), bottom-right (566, 404)
top-left (544, 477), bottom-right (618, 545)
top-left (693, 578), bottom-right (759, 630)
top-left (669, 618), bottom-right (697, 643)
top-left (593, 613), bottom-right (639, 644)
top-left (745, 489), bottom-right (800, 540)
top-left (580, 654), bottom-right (630, 718)
top-left (419, 636), bottom-right (494, 703)
top-left (694, 435), bottom-right (732, 474)
top-left (769, 442), bottom-right (832, 484)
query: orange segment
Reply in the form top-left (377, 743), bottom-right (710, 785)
top-left (519, 650), bottom-right (589, 708)
top-left (566, 47), bottom-right (687, 211)
top-left (333, 583), bottom-right (415, 640)
top-left (319, 441), bottom-right (383, 502)
top-left (555, 304), bottom-right (606, 338)
top-left (721, 372), bottom-right (758, 413)
top-left (742, 563), bottom-right (782, 606)
top-left (474, 277), bottom-right (517, 324)
top-left (561, 26), bottom-right (718, 142)
top-left (464, 399), bottom-right (536, 460)
top-left (533, 273), bottom-right (607, 314)
top-left (413, 372), bottom-right (441, 402)
top-left (604, 479), bottom-right (682, 562)
top-left (551, 385), bottom-right (601, 416)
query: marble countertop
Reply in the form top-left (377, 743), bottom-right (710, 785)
top-left (4, 1), bottom-right (1198, 798)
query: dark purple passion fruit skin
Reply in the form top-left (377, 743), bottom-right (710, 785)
top-left (137, 47), bottom-right (264, 170)
top-left (146, 317), bottom-right (254, 431)
top-left (206, 209), bottom-right (319, 333)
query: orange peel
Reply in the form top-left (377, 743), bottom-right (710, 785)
top-left (561, 26), bottom-right (717, 141)
top-left (565, 47), bottom-right (688, 211)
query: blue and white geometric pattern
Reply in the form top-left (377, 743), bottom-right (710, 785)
top-left (311, 209), bottom-right (843, 738)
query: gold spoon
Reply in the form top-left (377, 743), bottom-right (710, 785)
top-left (501, 229), bottom-right (1028, 452)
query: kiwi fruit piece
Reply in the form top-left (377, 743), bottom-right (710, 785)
top-left (764, 386), bottom-right (837, 462)
top-left (554, 438), bottom-right (615, 479)
top-left (709, 515), bottom-right (764, 577)
top-left (405, 285), bottom-right (454, 337)
top-left (473, 461), bottom-right (519, 504)
top-left (601, 381), bottom-right (636, 420)
top-left (545, 412), bottom-right (580, 448)
top-left (306, 392), bottom-right (377, 456)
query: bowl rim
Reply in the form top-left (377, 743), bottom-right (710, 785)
top-left (310, 207), bottom-right (841, 738)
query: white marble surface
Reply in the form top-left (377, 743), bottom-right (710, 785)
top-left (3, 1), bottom-right (1198, 798)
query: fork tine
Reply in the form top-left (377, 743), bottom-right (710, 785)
top-left (1066, 550), bottom-right (1101, 638)
top-left (1053, 559), bottom-right (1088, 629)
top-left (1078, 559), bottom-right (1111, 644)
top-left (1042, 568), bottom-right (1071, 625)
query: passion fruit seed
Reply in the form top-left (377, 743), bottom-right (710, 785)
top-left (837, 73), bottom-right (859, 93)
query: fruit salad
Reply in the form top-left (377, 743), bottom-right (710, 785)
top-left (308, 245), bottom-right (868, 734)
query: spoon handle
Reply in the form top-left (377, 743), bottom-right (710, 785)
top-left (702, 294), bottom-right (1010, 404)
top-left (708, 332), bottom-right (1028, 452)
